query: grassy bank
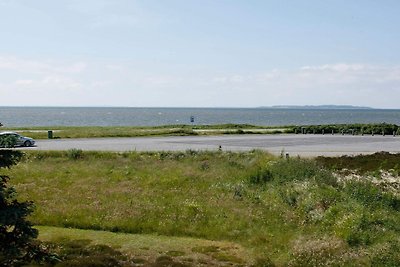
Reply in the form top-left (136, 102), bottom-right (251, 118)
top-left (6, 150), bottom-right (400, 265)
top-left (3, 123), bottom-right (397, 140)
top-left (2, 124), bottom-right (289, 139)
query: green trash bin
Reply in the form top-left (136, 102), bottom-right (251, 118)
top-left (48, 130), bottom-right (53, 139)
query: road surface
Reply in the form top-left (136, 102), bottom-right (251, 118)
top-left (20, 134), bottom-right (400, 157)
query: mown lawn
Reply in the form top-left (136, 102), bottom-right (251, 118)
top-left (6, 150), bottom-right (400, 266)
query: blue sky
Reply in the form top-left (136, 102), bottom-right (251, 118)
top-left (1, 0), bottom-right (399, 108)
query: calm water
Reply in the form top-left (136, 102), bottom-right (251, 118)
top-left (1, 107), bottom-right (400, 127)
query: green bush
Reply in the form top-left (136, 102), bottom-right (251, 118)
top-left (293, 123), bottom-right (399, 135)
top-left (0, 134), bottom-right (17, 148)
top-left (249, 167), bottom-right (273, 184)
top-left (66, 149), bottom-right (83, 160)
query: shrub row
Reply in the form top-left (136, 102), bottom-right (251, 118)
top-left (290, 123), bottom-right (400, 135)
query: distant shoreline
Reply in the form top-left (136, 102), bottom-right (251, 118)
top-left (260, 105), bottom-right (374, 110)
top-left (0, 105), bottom-right (382, 109)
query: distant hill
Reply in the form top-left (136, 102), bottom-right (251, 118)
top-left (261, 105), bottom-right (373, 110)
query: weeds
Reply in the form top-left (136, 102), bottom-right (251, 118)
top-left (6, 150), bottom-right (400, 266)
top-left (247, 158), bottom-right (337, 187)
top-left (288, 236), bottom-right (361, 266)
top-left (344, 180), bottom-right (400, 211)
top-left (370, 240), bottom-right (400, 266)
top-left (248, 167), bottom-right (273, 184)
top-left (66, 149), bottom-right (83, 160)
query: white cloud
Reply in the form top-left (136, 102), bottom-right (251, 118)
top-left (215, 63), bottom-right (400, 89)
top-left (10, 76), bottom-right (82, 94)
top-left (0, 56), bottom-right (50, 74)
top-left (209, 63), bottom-right (400, 107)
top-left (0, 56), bottom-right (87, 75)
top-left (60, 62), bottom-right (87, 73)
top-left (1, 56), bottom-right (400, 108)
top-left (14, 79), bottom-right (34, 86)
top-left (296, 63), bottom-right (400, 87)
top-left (106, 64), bottom-right (125, 71)
top-left (300, 63), bottom-right (366, 72)
top-left (0, 56), bottom-right (86, 99)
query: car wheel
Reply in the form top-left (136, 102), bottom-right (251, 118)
top-left (24, 140), bottom-right (32, 147)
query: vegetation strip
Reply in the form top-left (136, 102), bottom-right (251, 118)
top-left (2, 123), bottom-right (397, 141)
top-left (1, 124), bottom-right (288, 140)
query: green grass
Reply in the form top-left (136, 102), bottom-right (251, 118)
top-left (36, 226), bottom-right (250, 266)
top-left (5, 150), bottom-right (400, 266)
top-left (4, 123), bottom-right (398, 139)
top-left (2, 124), bottom-right (289, 139)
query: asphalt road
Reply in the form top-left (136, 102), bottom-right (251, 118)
top-left (21, 134), bottom-right (400, 157)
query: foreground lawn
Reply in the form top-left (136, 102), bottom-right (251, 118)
top-left (7, 150), bottom-right (400, 266)
top-left (37, 226), bottom-right (250, 266)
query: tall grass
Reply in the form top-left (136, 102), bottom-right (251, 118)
top-left (6, 151), bottom-right (400, 265)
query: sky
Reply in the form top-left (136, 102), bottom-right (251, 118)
top-left (0, 0), bottom-right (399, 108)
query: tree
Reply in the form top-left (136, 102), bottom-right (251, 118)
top-left (0, 150), bottom-right (50, 266)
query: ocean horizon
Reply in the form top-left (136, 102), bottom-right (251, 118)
top-left (1, 106), bottom-right (400, 127)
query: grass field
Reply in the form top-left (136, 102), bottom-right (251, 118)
top-left (5, 150), bottom-right (400, 266)
top-left (2, 124), bottom-right (289, 140)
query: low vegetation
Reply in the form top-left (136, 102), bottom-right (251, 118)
top-left (0, 134), bottom-right (17, 148)
top-left (3, 123), bottom-right (398, 140)
top-left (2, 124), bottom-right (288, 139)
top-left (291, 122), bottom-right (400, 135)
top-left (4, 150), bottom-right (400, 266)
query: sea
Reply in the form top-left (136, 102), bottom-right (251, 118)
top-left (1, 107), bottom-right (400, 127)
